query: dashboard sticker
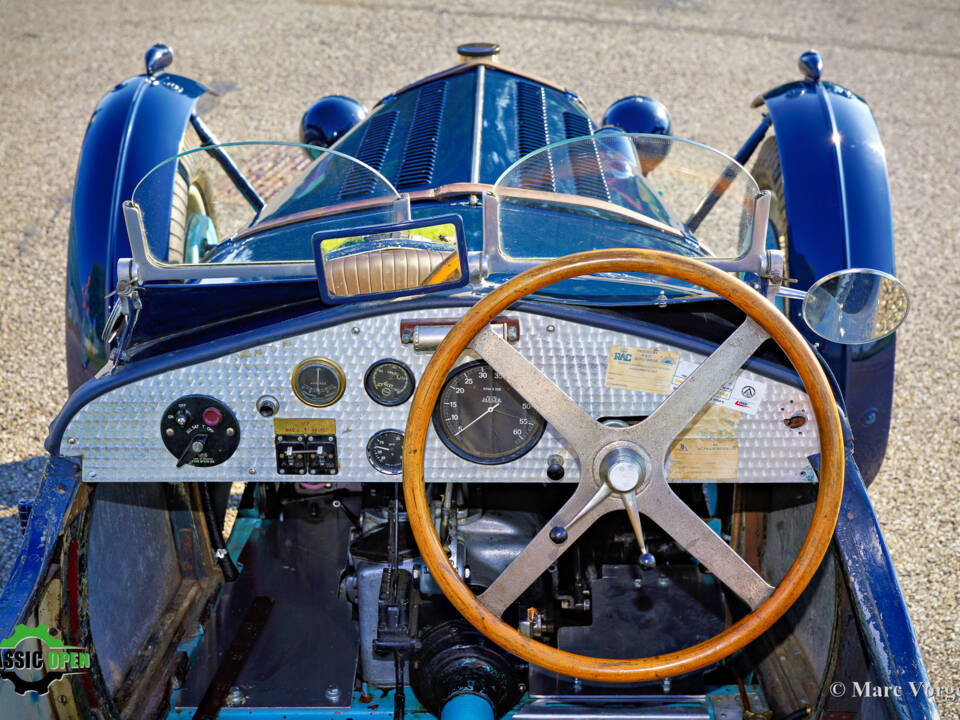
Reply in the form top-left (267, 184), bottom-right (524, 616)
top-left (273, 418), bottom-right (336, 435)
top-left (671, 360), bottom-right (766, 415)
top-left (668, 438), bottom-right (739, 480)
top-left (604, 345), bottom-right (679, 395)
top-left (679, 404), bottom-right (742, 439)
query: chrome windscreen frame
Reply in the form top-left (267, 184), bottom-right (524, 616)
top-left (119, 184), bottom-right (773, 287)
top-left (119, 195), bottom-right (412, 284)
top-left (480, 189), bottom-right (775, 279)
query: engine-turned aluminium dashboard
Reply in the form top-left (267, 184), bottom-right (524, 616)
top-left (61, 308), bottom-right (820, 484)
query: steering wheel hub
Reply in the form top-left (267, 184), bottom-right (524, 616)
top-left (599, 446), bottom-right (649, 493)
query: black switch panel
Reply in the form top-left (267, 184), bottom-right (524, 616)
top-left (275, 433), bottom-right (338, 476)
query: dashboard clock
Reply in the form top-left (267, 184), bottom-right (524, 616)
top-left (432, 360), bottom-right (546, 465)
top-left (364, 359), bottom-right (416, 406)
top-left (291, 357), bottom-right (346, 407)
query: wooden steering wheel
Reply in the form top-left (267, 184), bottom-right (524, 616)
top-left (402, 249), bottom-right (843, 682)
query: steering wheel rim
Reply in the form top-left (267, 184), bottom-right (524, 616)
top-left (402, 248), bottom-right (844, 682)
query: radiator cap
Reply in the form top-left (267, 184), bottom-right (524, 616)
top-left (458, 42), bottom-right (500, 62)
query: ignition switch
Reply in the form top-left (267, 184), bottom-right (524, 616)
top-left (160, 395), bottom-right (241, 468)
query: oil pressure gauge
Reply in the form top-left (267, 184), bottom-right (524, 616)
top-left (366, 429), bottom-right (404, 474)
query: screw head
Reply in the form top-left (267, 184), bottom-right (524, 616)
top-left (226, 686), bottom-right (244, 706)
top-left (549, 526), bottom-right (568, 544)
top-left (324, 683), bottom-right (341, 703)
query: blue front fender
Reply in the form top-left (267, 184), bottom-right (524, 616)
top-left (66, 71), bottom-right (208, 391)
top-left (757, 79), bottom-right (896, 482)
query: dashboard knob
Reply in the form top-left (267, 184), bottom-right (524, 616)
top-left (257, 395), bottom-right (280, 417)
top-left (546, 457), bottom-right (565, 481)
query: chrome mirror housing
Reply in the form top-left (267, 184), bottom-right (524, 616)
top-left (801, 268), bottom-right (908, 344)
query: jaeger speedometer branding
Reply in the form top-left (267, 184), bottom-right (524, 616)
top-left (432, 361), bottom-right (546, 465)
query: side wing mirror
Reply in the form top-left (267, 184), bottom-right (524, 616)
top-left (801, 268), bottom-right (908, 344)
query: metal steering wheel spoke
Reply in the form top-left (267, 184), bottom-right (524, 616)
top-left (639, 481), bottom-right (774, 610)
top-left (478, 480), bottom-right (619, 617)
top-left (630, 317), bottom-right (769, 454)
top-left (470, 326), bottom-right (605, 452)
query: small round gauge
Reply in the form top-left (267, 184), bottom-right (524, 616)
top-left (432, 360), bottom-right (546, 465)
top-left (364, 359), bottom-right (416, 406)
top-left (291, 357), bottom-right (346, 407)
top-left (367, 429), bottom-right (405, 474)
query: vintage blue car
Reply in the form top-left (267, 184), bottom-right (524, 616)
top-left (0, 42), bottom-right (935, 719)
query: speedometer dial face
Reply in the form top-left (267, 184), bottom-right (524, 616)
top-left (291, 357), bottom-right (346, 407)
top-left (432, 361), bottom-right (546, 465)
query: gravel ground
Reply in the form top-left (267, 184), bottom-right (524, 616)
top-left (1, 0), bottom-right (957, 707)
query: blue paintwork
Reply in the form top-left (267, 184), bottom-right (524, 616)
top-left (0, 456), bottom-right (80, 638)
top-left (835, 450), bottom-right (938, 719)
top-left (65, 71), bottom-right (208, 391)
top-left (601, 95), bottom-right (671, 135)
top-left (166, 687), bottom-right (443, 719)
top-left (757, 77), bottom-right (896, 483)
top-left (301, 94), bottom-right (368, 150)
top-left (441, 693), bottom-right (494, 720)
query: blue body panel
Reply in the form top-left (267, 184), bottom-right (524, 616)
top-left (65, 72), bottom-right (207, 391)
top-left (758, 79), bottom-right (897, 482)
top-left (0, 456), bottom-right (80, 638)
top-left (440, 693), bottom-right (494, 720)
top-left (835, 452), bottom-right (939, 719)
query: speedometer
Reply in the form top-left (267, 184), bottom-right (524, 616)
top-left (432, 360), bottom-right (546, 465)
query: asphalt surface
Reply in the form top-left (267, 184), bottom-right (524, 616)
top-left (1, 0), bottom-right (958, 706)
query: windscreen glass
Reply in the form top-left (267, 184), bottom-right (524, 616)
top-left (131, 142), bottom-right (400, 265)
top-left (494, 133), bottom-right (760, 262)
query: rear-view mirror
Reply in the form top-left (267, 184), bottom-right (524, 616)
top-left (313, 215), bottom-right (468, 304)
